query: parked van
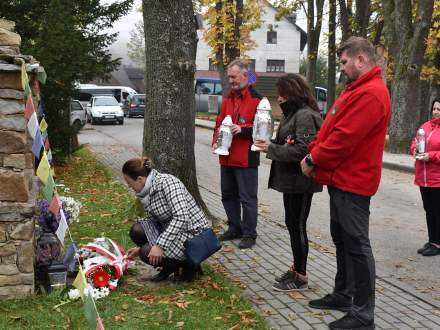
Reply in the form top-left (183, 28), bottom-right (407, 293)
top-left (75, 84), bottom-right (137, 108)
top-left (69, 99), bottom-right (86, 132)
top-left (195, 77), bottom-right (223, 113)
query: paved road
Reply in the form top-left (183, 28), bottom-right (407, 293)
top-left (79, 118), bottom-right (440, 329)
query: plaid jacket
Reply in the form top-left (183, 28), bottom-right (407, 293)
top-left (140, 170), bottom-right (209, 260)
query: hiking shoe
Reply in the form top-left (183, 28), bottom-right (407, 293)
top-left (309, 294), bottom-right (352, 312)
top-left (218, 230), bottom-right (242, 242)
top-left (422, 244), bottom-right (440, 256)
top-left (238, 237), bottom-right (256, 249)
top-left (274, 266), bottom-right (295, 283)
top-left (329, 313), bottom-right (375, 330)
top-left (272, 271), bottom-right (308, 292)
top-left (417, 242), bottom-right (431, 254)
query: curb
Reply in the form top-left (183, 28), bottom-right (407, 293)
top-left (196, 120), bottom-right (415, 174)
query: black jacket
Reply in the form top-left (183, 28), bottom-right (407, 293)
top-left (267, 105), bottom-right (323, 194)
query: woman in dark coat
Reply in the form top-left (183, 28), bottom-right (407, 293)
top-left (255, 74), bottom-right (323, 291)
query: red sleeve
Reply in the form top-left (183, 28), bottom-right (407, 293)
top-left (428, 151), bottom-right (440, 164)
top-left (310, 93), bottom-right (387, 169)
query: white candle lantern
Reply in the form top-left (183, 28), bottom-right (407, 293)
top-left (214, 115), bottom-right (233, 155)
top-left (251, 97), bottom-right (273, 151)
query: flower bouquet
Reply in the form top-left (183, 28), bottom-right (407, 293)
top-left (68, 237), bottom-right (129, 300)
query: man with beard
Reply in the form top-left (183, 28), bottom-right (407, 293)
top-left (212, 59), bottom-right (263, 249)
top-left (300, 37), bottom-right (391, 330)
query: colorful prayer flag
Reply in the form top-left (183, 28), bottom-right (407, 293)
top-left (44, 138), bottom-right (50, 151)
top-left (49, 191), bottom-right (62, 216)
top-left (85, 290), bottom-right (98, 328)
top-left (38, 69), bottom-right (47, 84)
top-left (27, 112), bottom-right (39, 140)
top-left (36, 152), bottom-right (50, 184)
top-left (55, 209), bottom-right (69, 246)
top-left (63, 242), bottom-right (78, 272)
top-left (21, 63), bottom-right (31, 98)
top-left (42, 174), bottom-right (55, 201)
top-left (96, 317), bottom-right (105, 330)
top-left (39, 117), bottom-right (48, 132)
top-left (47, 149), bottom-right (53, 163)
top-left (24, 95), bottom-right (35, 120)
top-left (73, 265), bottom-right (87, 301)
top-left (31, 130), bottom-right (44, 159)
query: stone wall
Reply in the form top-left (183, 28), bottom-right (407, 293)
top-left (0, 20), bottom-right (39, 300)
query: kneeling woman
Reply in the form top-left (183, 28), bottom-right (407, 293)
top-left (123, 158), bottom-right (210, 282)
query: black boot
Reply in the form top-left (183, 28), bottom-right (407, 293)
top-left (150, 258), bottom-right (182, 282)
top-left (176, 262), bottom-right (203, 283)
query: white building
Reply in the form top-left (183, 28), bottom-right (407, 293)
top-left (195, 0), bottom-right (307, 78)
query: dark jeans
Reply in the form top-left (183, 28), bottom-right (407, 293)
top-left (221, 166), bottom-right (258, 238)
top-left (283, 193), bottom-right (313, 275)
top-left (420, 187), bottom-right (440, 244)
top-left (328, 186), bottom-right (375, 323)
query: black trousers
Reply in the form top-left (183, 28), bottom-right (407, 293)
top-left (328, 186), bottom-right (375, 323)
top-left (420, 187), bottom-right (440, 244)
top-left (220, 166), bottom-right (258, 238)
top-left (283, 193), bottom-right (313, 275)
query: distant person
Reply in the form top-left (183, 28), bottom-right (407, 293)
top-left (254, 74), bottom-right (322, 291)
top-left (213, 59), bottom-right (263, 249)
top-left (123, 158), bottom-right (210, 282)
top-left (301, 37), bottom-right (391, 330)
top-left (411, 97), bottom-right (440, 256)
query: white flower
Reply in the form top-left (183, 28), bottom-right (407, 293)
top-left (60, 196), bottom-right (82, 223)
top-left (68, 289), bottom-right (81, 300)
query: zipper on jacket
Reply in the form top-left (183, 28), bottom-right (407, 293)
top-left (424, 130), bottom-right (435, 186)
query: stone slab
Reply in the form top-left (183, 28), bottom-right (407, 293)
top-left (0, 273), bottom-right (33, 286)
top-left (9, 220), bottom-right (34, 241)
top-left (0, 98), bottom-right (23, 115)
top-left (0, 241), bottom-right (16, 257)
top-left (0, 71), bottom-right (21, 90)
top-left (0, 114), bottom-right (26, 131)
top-left (0, 169), bottom-right (29, 202)
top-left (0, 263), bottom-right (19, 275)
top-left (0, 88), bottom-right (23, 100)
top-left (0, 28), bottom-right (21, 47)
top-left (3, 153), bottom-right (26, 169)
top-left (17, 241), bottom-right (34, 273)
top-left (0, 285), bottom-right (33, 300)
top-left (0, 130), bottom-right (26, 153)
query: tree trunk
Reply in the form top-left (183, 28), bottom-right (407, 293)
top-left (354, 0), bottom-right (370, 37)
top-left (383, 0), bottom-right (434, 153)
top-left (142, 0), bottom-right (207, 210)
top-left (214, 1), bottom-right (229, 96)
top-left (306, 0), bottom-right (325, 89)
top-left (338, 0), bottom-right (351, 40)
top-left (327, 0), bottom-right (336, 109)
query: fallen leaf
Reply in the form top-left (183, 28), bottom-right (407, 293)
top-left (137, 294), bottom-right (156, 303)
top-left (227, 322), bottom-right (240, 330)
top-left (114, 314), bottom-right (126, 322)
top-left (176, 321), bottom-right (185, 327)
top-left (121, 303), bottom-right (129, 310)
top-left (288, 291), bottom-right (305, 300)
top-left (175, 300), bottom-right (192, 309)
top-left (222, 247), bottom-right (234, 253)
top-left (168, 309), bottom-right (173, 321)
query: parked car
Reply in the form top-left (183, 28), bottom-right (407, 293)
top-left (195, 77), bottom-right (223, 113)
top-left (85, 95), bottom-right (124, 125)
top-left (69, 100), bottom-right (86, 132)
top-left (122, 94), bottom-right (146, 118)
top-left (315, 86), bottom-right (328, 118)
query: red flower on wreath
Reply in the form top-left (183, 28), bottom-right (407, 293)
top-left (91, 268), bottom-right (110, 287)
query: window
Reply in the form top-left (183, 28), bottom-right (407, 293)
top-left (209, 59), bottom-right (218, 71)
top-left (195, 81), bottom-right (215, 94)
top-left (246, 59), bottom-right (256, 72)
top-left (71, 101), bottom-right (83, 112)
top-left (214, 83), bottom-right (223, 95)
top-left (267, 31), bottom-right (277, 44)
top-left (266, 60), bottom-right (285, 72)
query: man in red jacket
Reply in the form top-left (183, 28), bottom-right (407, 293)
top-left (300, 37), bottom-right (391, 330)
top-left (212, 59), bottom-right (263, 249)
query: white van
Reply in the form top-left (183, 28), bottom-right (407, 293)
top-left (75, 84), bottom-right (137, 108)
top-left (315, 87), bottom-right (328, 117)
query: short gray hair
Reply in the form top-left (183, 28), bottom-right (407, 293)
top-left (337, 36), bottom-right (376, 64)
top-left (227, 59), bottom-right (249, 72)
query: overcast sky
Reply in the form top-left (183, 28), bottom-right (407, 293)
top-left (103, 0), bottom-right (309, 66)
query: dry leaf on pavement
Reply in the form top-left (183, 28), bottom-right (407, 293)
top-left (288, 291), bottom-right (305, 300)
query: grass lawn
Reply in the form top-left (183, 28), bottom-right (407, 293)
top-left (0, 147), bottom-right (270, 330)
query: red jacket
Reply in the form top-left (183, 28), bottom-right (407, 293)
top-left (410, 118), bottom-right (440, 187)
top-left (309, 66), bottom-right (391, 196)
top-left (213, 86), bottom-right (262, 167)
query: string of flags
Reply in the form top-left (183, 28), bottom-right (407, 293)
top-left (21, 61), bottom-right (104, 330)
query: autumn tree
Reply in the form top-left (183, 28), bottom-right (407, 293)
top-left (327, 0), bottom-right (336, 108)
top-left (200, 0), bottom-right (262, 94)
top-left (383, 0), bottom-right (434, 153)
top-left (127, 20), bottom-right (145, 70)
top-left (142, 0), bottom-right (206, 208)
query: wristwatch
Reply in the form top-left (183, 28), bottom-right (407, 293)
top-left (305, 154), bottom-right (314, 167)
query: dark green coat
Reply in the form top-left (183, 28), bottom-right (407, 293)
top-left (267, 106), bottom-right (323, 194)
